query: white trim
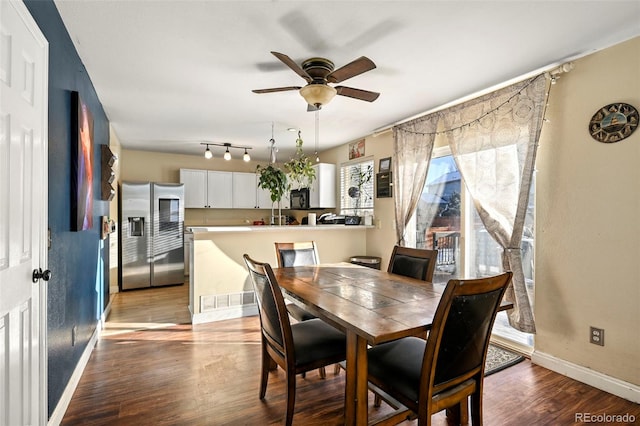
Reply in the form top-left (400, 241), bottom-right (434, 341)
top-left (531, 350), bottom-right (640, 403)
top-left (490, 335), bottom-right (533, 358)
top-left (47, 326), bottom-right (100, 426)
top-left (192, 305), bottom-right (258, 324)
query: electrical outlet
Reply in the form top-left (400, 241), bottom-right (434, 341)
top-left (590, 326), bottom-right (604, 346)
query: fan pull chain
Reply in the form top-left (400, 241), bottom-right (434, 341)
top-left (315, 110), bottom-right (320, 162)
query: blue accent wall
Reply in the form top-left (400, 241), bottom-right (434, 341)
top-left (24, 0), bottom-right (110, 419)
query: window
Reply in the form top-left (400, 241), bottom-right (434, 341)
top-left (415, 150), bottom-right (535, 347)
top-left (340, 158), bottom-right (374, 216)
top-left (415, 154), bottom-right (461, 284)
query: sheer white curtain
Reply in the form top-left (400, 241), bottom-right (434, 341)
top-left (441, 74), bottom-right (548, 333)
top-left (392, 114), bottom-right (439, 245)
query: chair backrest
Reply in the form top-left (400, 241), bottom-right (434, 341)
top-left (387, 245), bottom-right (438, 282)
top-left (421, 272), bottom-right (512, 398)
top-left (274, 241), bottom-right (319, 267)
top-left (243, 254), bottom-right (293, 360)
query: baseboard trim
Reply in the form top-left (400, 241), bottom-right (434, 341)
top-left (48, 324), bottom-right (100, 426)
top-left (531, 350), bottom-right (640, 403)
top-left (192, 305), bottom-right (258, 324)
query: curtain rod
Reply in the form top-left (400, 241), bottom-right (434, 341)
top-left (372, 57), bottom-right (580, 137)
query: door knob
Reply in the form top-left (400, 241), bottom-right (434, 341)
top-left (32, 268), bottom-right (52, 283)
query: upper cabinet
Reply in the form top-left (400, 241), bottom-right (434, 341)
top-left (180, 169), bottom-right (232, 208)
top-left (232, 172), bottom-right (258, 208)
top-left (207, 171), bottom-right (233, 208)
top-left (180, 168), bottom-right (313, 210)
top-left (180, 169), bottom-right (207, 208)
top-left (310, 163), bottom-right (336, 209)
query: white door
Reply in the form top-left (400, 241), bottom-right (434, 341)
top-left (0, 1), bottom-right (49, 425)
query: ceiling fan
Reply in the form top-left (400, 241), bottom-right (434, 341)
top-left (252, 51), bottom-right (380, 111)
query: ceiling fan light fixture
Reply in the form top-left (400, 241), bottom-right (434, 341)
top-left (300, 84), bottom-right (337, 108)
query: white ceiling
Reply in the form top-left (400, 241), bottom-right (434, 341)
top-left (54, 1), bottom-right (640, 162)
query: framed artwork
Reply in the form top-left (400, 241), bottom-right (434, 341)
top-left (349, 139), bottom-right (365, 160)
top-left (379, 157), bottom-right (391, 172)
top-left (71, 91), bottom-right (94, 231)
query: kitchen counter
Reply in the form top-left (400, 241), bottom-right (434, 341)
top-left (188, 224), bottom-right (371, 324)
top-left (187, 224), bottom-right (373, 233)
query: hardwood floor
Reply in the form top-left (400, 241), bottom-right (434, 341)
top-left (62, 284), bottom-right (639, 425)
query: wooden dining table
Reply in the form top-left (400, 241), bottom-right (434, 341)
top-left (272, 262), bottom-right (513, 425)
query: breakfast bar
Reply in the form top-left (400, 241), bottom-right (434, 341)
top-left (188, 224), bottom-right (373, 324)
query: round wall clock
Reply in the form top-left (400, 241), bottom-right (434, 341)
top-left (588, 103), bottom-right (638, 143)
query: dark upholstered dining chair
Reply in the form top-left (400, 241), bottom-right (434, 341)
top-left (366, 272), bottom-right (512, 425)
top-left (387, 245), bottom-right (438, 282)
top-left (274, 241), bottom-right (319, 322)
top-left (274, 241), bottom-right (340, 378)
top-left (243, 254), bottom-right (347, 426)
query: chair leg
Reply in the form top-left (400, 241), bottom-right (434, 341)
top-left (470, 390), bottom-right (482, 425)
top-left (285, 370), bottom-right (297, 426)
top-left (259, 348), bottom-right (270, 400)
top-left (319, 366), bottom-right (327, 378)
top-left (459, 398), bottom-right (469, 425)
top-left (334, 363), bottom-right (341, 375)
top-left (374, 394), bottom-right (382, 407)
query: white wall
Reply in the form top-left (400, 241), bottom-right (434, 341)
top-left (535, 36), bottom-right (639, 385)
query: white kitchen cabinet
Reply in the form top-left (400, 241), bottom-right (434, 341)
top-left (232, 172), bottom-right (258, 208)
top-left (184, 232), bottom-right (193, 276)
top-left (207, 171), bottom-right (233, 208)
top-left (180, 169), bottom-right (207, 208)
top-left (310, 163), bottom-right (336, 208)
top-left (256, 179), bottom-right (274, 209)
top-left (180, 169), bottom-right (232, 208)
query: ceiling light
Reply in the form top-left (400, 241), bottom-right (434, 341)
top-left (200, 142), bottom-right (252, 161)
top-left (203, 144), bottom-right (213, 159)
top-left (299, 84), bottom-right (337, 108)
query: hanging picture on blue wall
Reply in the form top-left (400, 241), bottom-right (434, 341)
top-left (71, 91), bottom-right (94, 231)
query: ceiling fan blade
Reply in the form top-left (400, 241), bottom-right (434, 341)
top-left (252, 86), bottom-right (302, 94)
top-left (271, 51), bottom-right (312, 83)
top-left (335, 86), bottom-right (380, 102)
top-left (326, 57), bottom-right (376, 84)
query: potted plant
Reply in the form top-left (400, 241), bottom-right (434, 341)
top-left (284, 131), bottom-right (316, 190)
top-left (256, 163), bottom-right (288, 225)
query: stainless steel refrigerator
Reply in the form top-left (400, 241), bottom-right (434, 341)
top-left (119, 182), bottom-right (185, 290)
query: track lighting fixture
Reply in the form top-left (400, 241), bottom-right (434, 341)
top-left (203, 144), bottom-right (213, 159)
top-left (200, 142), bottom-right (252, 161)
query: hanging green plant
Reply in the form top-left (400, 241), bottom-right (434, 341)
top-left (256, 164), bottom-right (288, 203)
top-left (284, 131), bottom-right (316, 189)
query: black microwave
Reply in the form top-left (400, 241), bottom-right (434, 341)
top-left (290, 188), bottom-right (310, 209)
